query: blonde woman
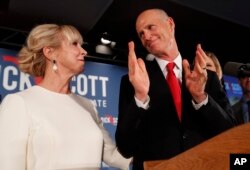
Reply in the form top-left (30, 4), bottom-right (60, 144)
top-left (0, 24), bottom-right (131, 170)
top-left (205, 51), bottom-right (223, 81)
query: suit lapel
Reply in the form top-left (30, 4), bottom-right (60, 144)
top-left (146, 59), bottom-right (170, 94)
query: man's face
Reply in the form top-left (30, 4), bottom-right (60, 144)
top-left (135, 10), bottom-right (175, 56)
top-left (239, 76), bottom-right (250, 94)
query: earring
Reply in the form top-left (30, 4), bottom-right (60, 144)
top-left (52, 60), bottom-right (58, 71)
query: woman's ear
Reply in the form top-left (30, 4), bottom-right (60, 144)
top-left (43, 46), bottom-right (54, 60)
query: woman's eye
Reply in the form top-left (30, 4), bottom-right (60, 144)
top-left (72, 42), bottom-right (78, 46)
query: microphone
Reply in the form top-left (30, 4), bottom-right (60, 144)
top-left (146, 53), bottom-right (155, 61)
top-left (223, 62), bottom-right (250, 77)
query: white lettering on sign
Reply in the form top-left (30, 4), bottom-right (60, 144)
top-left (71, 74), bottom-right (109, 97)
top-left (2, 66), bottom-right (32, 91)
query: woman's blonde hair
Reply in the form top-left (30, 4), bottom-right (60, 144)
top-left (205, 51), bottom-right (223, 80)
top-left (18, 24), bottom-right (83, 77)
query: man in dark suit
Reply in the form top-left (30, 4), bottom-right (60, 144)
top-left (232, 69), bottom-right (250, 124)
top-left (115, 8), bottom-right (236, 170)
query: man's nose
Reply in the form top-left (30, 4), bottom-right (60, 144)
top-left (144, 31), bottom-right (152, 40)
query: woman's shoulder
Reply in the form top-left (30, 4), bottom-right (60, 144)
top-left (3, 86), bottom-right (36, 99)
top-left (71, 93), bottom-right (99, 121)
top-left (72, 93), bottom-right (92, 103)
top-left (71, 93), bottom-right (96, 109)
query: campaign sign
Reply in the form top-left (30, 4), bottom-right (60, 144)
top-left (224, 75), bottom-right (242, 105)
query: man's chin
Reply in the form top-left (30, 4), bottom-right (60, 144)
top-left (148, 48), bottom-right (161, 56)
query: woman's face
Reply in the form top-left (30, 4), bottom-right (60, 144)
top-left (54, 38), bottom-right (87, 76)
top-left (205, 57), bottom-right (216, 72)
top-left (205, 56), bottom-right (222, 80)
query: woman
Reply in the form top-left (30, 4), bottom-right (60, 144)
top-left (205, 51), bottom-right (223, 81)
top-left (205, 51), bottom-right (225, 90)
top-left (0, 24), bottom-right (131, 170)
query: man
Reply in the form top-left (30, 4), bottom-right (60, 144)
top-left (232, 68), bottom-right (250, 124)
top-left (115, 9), bottom-right (236, 169)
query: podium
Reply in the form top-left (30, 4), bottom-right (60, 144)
top-left (144, 123), bottom-right (250, 170)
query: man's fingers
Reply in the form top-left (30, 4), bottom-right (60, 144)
top-left (128, 41), bottom-right (136, 60)
top-left (183, 59), bottom-right (191, 75)
top-left (197, 44), bottom-right (208, 61)
top-left (137, 58), bottom-right (146, 73)
top-left (193, 44), bottom-right (207, 74)
top-left (128, 41), bottom-right (137, 74)
top-left (196, 44), bottom-right (207, 68)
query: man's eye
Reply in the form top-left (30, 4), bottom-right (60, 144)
top-left (139, 32), bottom-right (144, 38)
top-left (72, 42), bottom-right (78, 46)
top-left (148, 25), bottom-right (155, 30)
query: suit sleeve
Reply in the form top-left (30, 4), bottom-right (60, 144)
top-left (0, 94), bottom-right (30, 170)
top-left (199, 70), bottom-right (237, 136)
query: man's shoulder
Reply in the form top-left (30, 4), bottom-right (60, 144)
top-left (121, 73), bottom-right (129, 79)
top-left (232, 99), bottom-right (243, 109)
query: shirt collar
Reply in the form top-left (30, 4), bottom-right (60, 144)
top-left (155, 53), bottom-right (182, 72)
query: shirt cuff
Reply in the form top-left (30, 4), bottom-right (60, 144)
top-left (134, 95), bottom-right (150, 110)
top-left (192, 94), bottom-right (208, 110)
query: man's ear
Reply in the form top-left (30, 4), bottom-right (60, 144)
top-left (167, 17), bottom-right (175, 33)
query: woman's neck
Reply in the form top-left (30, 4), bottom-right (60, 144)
top-left (38, 75), bottom-right (71, 94)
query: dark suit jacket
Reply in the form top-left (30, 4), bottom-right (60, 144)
top-left (115, 59), bottom-right (236, 170)
top-left (232, 98), bottom-right (247, 124)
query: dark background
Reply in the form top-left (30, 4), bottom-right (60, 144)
top-left (0, 0), bottom-right (249, 67)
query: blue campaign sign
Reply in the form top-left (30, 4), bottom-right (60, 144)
top-left (0, 48), bottom-right (35, 96)
top-left (223, 75), bottom-right (242, 105)
top-left (0, 48), bottom-right (128, 169)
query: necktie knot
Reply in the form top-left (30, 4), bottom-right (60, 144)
top-left (167, 62), bottom-right (175, 72)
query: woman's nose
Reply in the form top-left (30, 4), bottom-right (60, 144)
top-left (80, 46), bottom-right (88, 57)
